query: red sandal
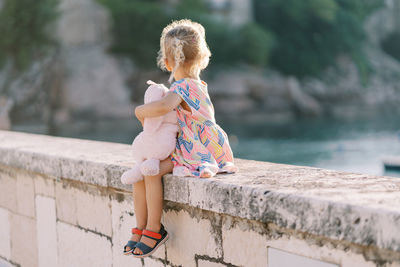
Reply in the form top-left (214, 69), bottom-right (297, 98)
top-left (132, 223), bottom-right (169, 258)
top-left (123, 227), bottom-right (142, 255)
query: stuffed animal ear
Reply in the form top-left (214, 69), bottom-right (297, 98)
top-left (143, 116), bottom-right (164, 133)
top-left (144, 83), bottom-right (167, 104)
top-left (143, 81), bottom-right (168, 132)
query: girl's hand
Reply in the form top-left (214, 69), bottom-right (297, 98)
top-left (135, 92), bottom-right (182, 121)
top-left (135, 106), bottom-right (145, 127)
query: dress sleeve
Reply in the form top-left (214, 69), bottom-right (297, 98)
top-left (169, 79), bottom-right (201, 111)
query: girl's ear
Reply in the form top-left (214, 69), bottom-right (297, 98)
top-left (165, 58), bottom-right (172, 72)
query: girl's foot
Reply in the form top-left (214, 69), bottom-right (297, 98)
top-left (219, 162), bottom-right (238, 174)
top-left (124, 227), bottom-right (143, 253)
top-left (200, 168), bottom-right (213, 178)
top-left (201, 171), bottom-right (212, 178)
top-left (132, 225), bottom-right (159, 255)
top-left (132, 224), bottom-right (169, 258)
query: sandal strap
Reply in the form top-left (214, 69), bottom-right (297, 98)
top-left (142, 229), bottom-right (161, 240)
top-left (131, 227), bottom-right (142, 235)
top-left (124, 240), bottom-right (137, 252)
top-left (134, 241), bottom-right (153, 255)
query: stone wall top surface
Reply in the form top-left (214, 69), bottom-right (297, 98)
top-left (1, 130), bottom-right (400, 252)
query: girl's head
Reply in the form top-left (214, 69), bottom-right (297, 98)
top-left (157, 19), bottom-right (211, 83)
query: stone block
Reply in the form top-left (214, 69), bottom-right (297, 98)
top-left (0, 258), bottom-right (17, 267)
top-left (163, 174), bottom-right (190, 204)
top-left (110, 195), bottom-right (143, 267)
top-left (16, 172), bottom-right (35, 217)
top-left (57, 221), bottom-right (112, 267)
top-left (143, 257), bottom-right (164, 267)
top-left (197, 260), bottom-right (227, 267)
top-left (76, 188), bottom-right (112, 236)
top-left (55, 181), bottom-right (77, 224)
top-left (266, 234), bottom-right (376, 267)
top-left (268, 247), bottom-right (338, 267)
top-left (35, 196), bottom-right (57, 267)
top-left (0, 169), bottom-right (17, 211)
top-left (0, 208), bottom-right (10, 259)
top-left (150, 238), bottom-right (166, 260)
top-left (221, 219), bottom-right (268, 267)
top-left (164, 209), bottom-right (220, 267)
top-left (59, 157), bottom-right (109, 187)
top-left (34, 174), bottom-right (55, 197)
top-left (10, 213), bottom-right (38, 267)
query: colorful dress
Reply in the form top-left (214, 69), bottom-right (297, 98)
top-left (169, 77), bottom-right (238, 177)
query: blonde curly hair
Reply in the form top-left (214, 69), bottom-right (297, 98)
top-left (157, 19), bottom-right (212, 84)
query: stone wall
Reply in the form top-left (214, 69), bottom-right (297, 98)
top-left (0, 130), bottom-right (400, 267)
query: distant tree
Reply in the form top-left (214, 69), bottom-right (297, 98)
top-left (98, 0), bottom-right (382, 78)
top-left (254, 0), bottom-right (382, 77)
top-left (0, 0), bottom-right (59, 71)
top-left (97, 0), bottom-right (274, 69)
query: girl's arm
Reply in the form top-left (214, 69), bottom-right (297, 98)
top-left (135, 92), bottom-right (182, 125)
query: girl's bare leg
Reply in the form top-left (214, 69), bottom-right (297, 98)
top-left (133, 156), bottom-right (174, 255)
top-left (125, 180), bottom-right (147, 251)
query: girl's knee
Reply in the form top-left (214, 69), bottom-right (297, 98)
top-left (144, 174), bottom-right (162, 180)
top-left (132, 180), bottom-right (145, 189)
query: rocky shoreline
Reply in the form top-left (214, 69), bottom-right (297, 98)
top-left (1, 0), bottom-right (400, 132)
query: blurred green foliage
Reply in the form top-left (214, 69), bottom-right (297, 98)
top-left (254, 0), bottom-right (382, 77)
top-left (96, 0), bottom-right (169, 69)
top-left (98, 0), bottom-right (382, 77)
top-left (0, 0), bottom-right (59, 71)
top-left (97, 0), bottom-right (274, 69)
top-left (239, 23), bottom-right (275, 66)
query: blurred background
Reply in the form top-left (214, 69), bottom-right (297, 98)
top-left (1, 0), bottom-right (399, 177)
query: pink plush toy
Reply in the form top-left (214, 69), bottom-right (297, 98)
top-left (121, 80), bottom-right (179, 184)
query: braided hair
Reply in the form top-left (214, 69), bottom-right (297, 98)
top-left (157, 19), bottom-right (211, 84)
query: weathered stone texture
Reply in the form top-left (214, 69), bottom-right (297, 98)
top-left (221, 220), bottom-right (268, 267)
top-left (0, 131), bottom-right (131, 187)
top-left (0, 167), bottom-right (17, 211)
top-left (197, 260), bottom-right (227, 267)
top-left (143, 257), bottom-right (165, 267)
top-left (57, 221), bottom-right (112, 267)
top-left (55, 181), bottom-right (78, 224)
top-left (16, 172), bottom-right (35, 217)
top-left (110, 195), bottom-right (142, 267)
top-left (164, 209), bottom-right (221, 267)
top-left (0, 208), bottom-right (11, 260)
top-left (1, 131), bottom-right (400, 267)
top-left (34, 174), bottom-right (55, 197)
top-left (75, 189), bottom-right (112, 236)
top-left (268, 247), bottom-right (339, 267)
top-left (266, 233), bottom-right (377, 267)
top-left (10, 213), bottom-right (38, 267)
top-left (164, 162), bottom-right (400, 253)
top-left (0, 258), bottom-right (17, 267)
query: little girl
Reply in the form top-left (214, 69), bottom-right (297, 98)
top-left (124, 19), bottom-right (238, 258)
